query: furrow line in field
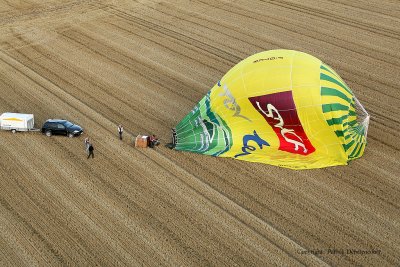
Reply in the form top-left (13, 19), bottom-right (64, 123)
top-left (196, 0), bottom-right (400, 67)
top-left (59, 27), bottom-right (204, 100)
top-left (263, 0), bottom-right (400, 40)
top-left (104, 6), bottom-right (242, 65)
top-left (327, 0), bottom-right (400, 17)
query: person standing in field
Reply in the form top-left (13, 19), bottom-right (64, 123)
top-left (84, 137), bottom-right (90, 150)
top-left (149, 134), bottom-right (160, 148)
top-left (118, 125), bottom-right (124, 140)
top-left (87, 143), bottom-right (94, 159)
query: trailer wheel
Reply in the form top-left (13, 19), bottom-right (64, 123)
top-left (68, 133), bottom-right (74, 138)
top-left (11, 129), bottom-right (16, 134)
top-left (45, 130), bottom-right (52, 137)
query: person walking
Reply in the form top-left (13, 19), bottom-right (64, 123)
top-left (118, 125), bottom-right (124, 140)
top-left (87, 143), bottom-right (94, 159)
top-left (84, 137), bottom-right (90, 150)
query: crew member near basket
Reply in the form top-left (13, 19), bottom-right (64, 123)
top-left (87, 143), bottom-right (94, 159)
top-left (149, 134), bottom-right (160, 148)
top-left (84, 137), bottom-right (90, 150)
top-left (118, 125), bottom-right (124, 140)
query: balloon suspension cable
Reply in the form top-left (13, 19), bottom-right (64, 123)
top-left (353, 96), bottom-right (370, 142)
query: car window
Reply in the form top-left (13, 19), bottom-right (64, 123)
top-left (57, 124), bottom-right (65, 129)
top-left (64, 121), bottom-right (73, 128)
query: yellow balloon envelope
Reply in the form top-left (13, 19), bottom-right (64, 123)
top-left (172, 50), bottom-right (370, 169)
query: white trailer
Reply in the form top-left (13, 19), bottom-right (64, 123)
top-left (0, 113), bottom-right (36, 133)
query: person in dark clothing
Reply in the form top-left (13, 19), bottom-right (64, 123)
top-left (149, 134), bottom-right (160, 148)
top-left (87, 143), bottom-right (94, 159)
top-left (118, 125), bottom-right (124, 140)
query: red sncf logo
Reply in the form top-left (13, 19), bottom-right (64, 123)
top-left (249, 91), bottom-right (315, 155)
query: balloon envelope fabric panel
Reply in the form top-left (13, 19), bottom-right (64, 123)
top-left (173, 50), bottom-right (370, 169)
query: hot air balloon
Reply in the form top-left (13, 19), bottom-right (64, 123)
top-left (170, 50), bottom-right (370, 169)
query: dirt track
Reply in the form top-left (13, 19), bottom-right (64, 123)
top-left (1, 1), bottom-right (399, 266)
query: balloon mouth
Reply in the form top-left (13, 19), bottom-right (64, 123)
top-left (172, 128), bottom-right (177, 144)
top-left (166, 128), bottom-right (177, 149)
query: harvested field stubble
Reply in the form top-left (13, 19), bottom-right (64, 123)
top-left (0, 0), bottom-right (399, 266)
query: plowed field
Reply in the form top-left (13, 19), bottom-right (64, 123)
top-left (1, 1), bottom-right (399, 266)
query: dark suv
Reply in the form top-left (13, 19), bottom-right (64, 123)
top-left (41, 119), bottom-right (83, 137)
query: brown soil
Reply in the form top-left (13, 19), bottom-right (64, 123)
top-left (1, 1), bottom-right (399, 266)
